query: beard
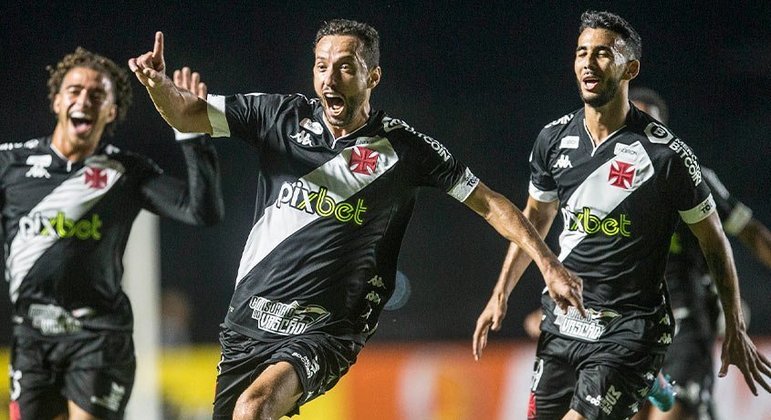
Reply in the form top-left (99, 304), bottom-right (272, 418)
top-left (577, 77), bottom-right (620, 108)
top-left (325, 93), bottom-right (366, 129)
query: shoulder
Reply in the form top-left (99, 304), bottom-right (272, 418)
top-left (0, 137), bottom-right (47, 166)
top-left (0, 137), bottom-right (46, 154)
top-left (379, 115), bottom-right (455, 161)
top-left (536, 108), bottom-right (583, 147)
top-left (99, 144), bottom-right (161, 173)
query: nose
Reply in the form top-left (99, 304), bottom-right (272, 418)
top-left (75, 90), bottom-right (92, 107)
top-left (323, 69), bottom-right (338, 88)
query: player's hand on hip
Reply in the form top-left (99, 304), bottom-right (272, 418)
top-left (173, 67), bottom-right (207, 99)
top-left (473, 293), bottom-right (507, 361)
top-left (128, 31), bottom-right (167, 87)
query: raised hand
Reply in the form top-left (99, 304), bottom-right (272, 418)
top-left (173, 67), bottom-right (207, 99)
top-left (129, 31), bottom-right (167, 88)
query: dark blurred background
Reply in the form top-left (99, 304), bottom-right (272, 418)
top-left (0, 1), bottom-right (768, 344)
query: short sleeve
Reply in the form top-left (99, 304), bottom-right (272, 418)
top-left (528, 130), bottom-right (558, 202)
top-left (387, 119), bottom-right (478, 202)
top-left (663, 139), bottom-right (715, 224)
top-left (207, 93), bottom-right (283, 145)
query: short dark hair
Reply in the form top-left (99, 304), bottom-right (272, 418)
top-left (314, 19), bottom-right (380, 69)
top-left (579, 10), bottom-right (642, 61)
top-left (630, 87), bottom-right (669, 123)
top-left (47, 47), bottom-right (132, 136)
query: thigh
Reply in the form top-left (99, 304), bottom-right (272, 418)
top-left (10, 335), bottom-right (67, 420)
top-left (62, 332), bottom-right (136, 420)
top-left (530, 332), bottom-right (579, 419)
top-left (571, 343), bottom-right (665, 420)
top-left (213, 327), bottom-right (361, 419)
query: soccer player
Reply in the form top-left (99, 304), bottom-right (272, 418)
top-left (129, 19), bottom-right (584, 419)
top-left (630, 87), bottom-right (771, 419)
top-left (3, 49), bottom-right (223, 419)
top-left (472, 10), bottom-right (771, 419)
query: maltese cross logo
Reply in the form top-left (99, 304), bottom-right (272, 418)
top-left (85, 167), bottom-right (108, 189)
top-left (349, 146), bottom-right (379, 175)
top-left (608, 160), bottom-right (635, 189)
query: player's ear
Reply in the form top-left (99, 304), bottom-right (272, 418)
top-left (105, 104), bottom-right (117, 124)
top-left (623, 60), bottom-right (640, 81)
top-left (52, 93), bottom-right (62, 114)
top-left (367, 66), bottom-right (381, 89)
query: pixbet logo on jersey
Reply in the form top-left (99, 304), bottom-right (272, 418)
top-left (563, 207), bottom-right (631, 237)
top-left (276, 181), bottom-right (367, 225)
top-left (19, 212), bottom-right (102, 240)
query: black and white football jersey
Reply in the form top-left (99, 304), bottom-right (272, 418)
top-left (529, 105), bottom-right (714, 352)
top-left (206, 93), bottom-right (479, 344)
top-left (0, 136), bottom-right (221, 338)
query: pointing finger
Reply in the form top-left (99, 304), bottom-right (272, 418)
top-left (153, 31), bottom-right (164, 63)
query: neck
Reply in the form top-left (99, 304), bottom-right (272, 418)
top-left (583, 94), bottom-right (630, 146)
top-left (324, 102), bottom-right (371, 140)
top-left (51, 125), bottom-right (98, 162)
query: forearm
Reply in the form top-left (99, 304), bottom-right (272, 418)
top-left (484, 191), bottom-right (560, 284)
top-left (146, 75), bottom-right (211, 134)
top-left (143, 137), bottom-right (224, 225)
top-left (702, 235), bottom-right (746, 330)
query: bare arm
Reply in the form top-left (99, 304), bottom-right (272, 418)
top-left (736, 218), bottom-right (771, 270)
top-left (128, 32), bottom-right (211, 134)
top-left (466, 184), bottom-right (583, 359)
top-left (689, 212), bottom-right (771, 394)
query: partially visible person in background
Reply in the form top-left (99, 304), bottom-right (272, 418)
top-left (2, 48), bottom-right (223, 420)
top-left (161, 287), bottom-right (193, 347)
top-left (630, 87), bottom-right (771, 420)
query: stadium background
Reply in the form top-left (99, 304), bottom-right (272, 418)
top-left (0, 1), bottom-right (768, 418)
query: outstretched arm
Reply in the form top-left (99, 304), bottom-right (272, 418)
top-left (465, 184), bottom-right (583, 359)
top-left (689, 212), bottom-right (771, 395)
top-left (129, 32), bottom-right (211, 134)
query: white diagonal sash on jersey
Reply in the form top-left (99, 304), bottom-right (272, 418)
top-left (8, 157), bottom-right (124, 302)
top-left (235, 137), bottom-right (398, 286)
top-left (558, 141), bottom-right (653, 261)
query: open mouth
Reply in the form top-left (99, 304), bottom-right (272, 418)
top-left (69, 110), bottom-right (94, 135)
top-left (324, 94), bottom-right (345, 114)
top-left (581, 75), bottom-right (600, 91)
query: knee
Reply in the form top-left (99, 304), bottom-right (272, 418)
top-left (232, 389), bottom-right (281, 420)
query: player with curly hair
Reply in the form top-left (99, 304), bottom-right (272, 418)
top-left (4, 48), bottom-right (224, 419)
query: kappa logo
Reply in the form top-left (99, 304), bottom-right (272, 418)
top-left (608, 160), bottom-right (636, 189)
top-left (290, 131), bottom-right (313, 146)
top-left (85, 167), bottom-right (108, 189)
top-left (553, 154), bottom-right (573, 169)
top-left (349, 146), bottom-right (379, 175)
top-left (25, 155), bottom-right (52, 178)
